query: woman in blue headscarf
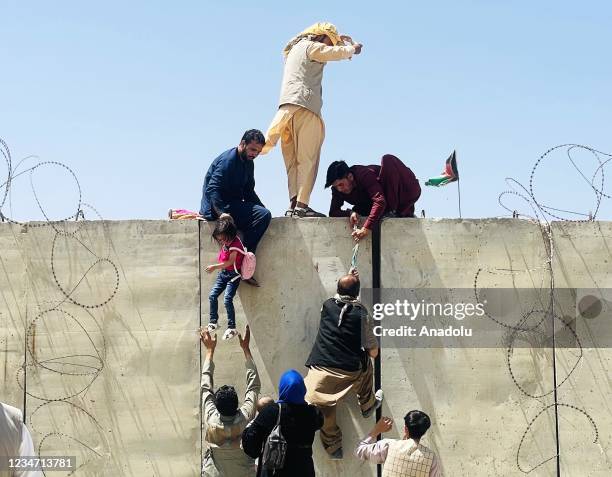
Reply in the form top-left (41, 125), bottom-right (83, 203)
top-left (242, 369), bottom-right (323, 476)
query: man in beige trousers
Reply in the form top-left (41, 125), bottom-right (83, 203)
top-left (261, 22), bottom-right (363, 218)
top-left (304, 270), bottom-right (383, 459)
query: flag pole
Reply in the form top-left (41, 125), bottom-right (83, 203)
top-left (425, 149), bottom-right (461, 216)
top-left (457, 179), bottom-right (462, 218)
top-left (455, 151), bottom-right (462, 218)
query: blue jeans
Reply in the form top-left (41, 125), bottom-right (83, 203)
top-left (209, 269), bottom-right (240, 328)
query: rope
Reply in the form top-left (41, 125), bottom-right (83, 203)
top-left (350, 225), bottom-right (359, 271)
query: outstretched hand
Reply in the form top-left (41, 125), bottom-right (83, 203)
top-left (238, 324), bottom-right (251, 355)
top-left (370, 416), bottom-right (393, 438)
top-left (200, 329), bottom-right (217, 356)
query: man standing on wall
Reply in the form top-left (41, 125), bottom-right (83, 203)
top-left (304, 270), bottom-right (383, 459)
top-left (260, 22), bottom-right (363, 218)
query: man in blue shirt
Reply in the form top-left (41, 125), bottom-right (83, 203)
top-left (200, 130), bottom-right (271, 286)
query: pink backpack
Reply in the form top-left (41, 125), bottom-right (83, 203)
top-left (229, 237), bottom-right (256, 280)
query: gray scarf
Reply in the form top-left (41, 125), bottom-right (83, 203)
top-left (333, 293), bottom-right (362, 327)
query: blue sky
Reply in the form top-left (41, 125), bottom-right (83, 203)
top-left (1, 1), bottom-right (611, 222)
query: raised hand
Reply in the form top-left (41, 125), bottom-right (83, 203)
top-left (238, 324), bottom-right (251, 355)
top-left (371, 416), bottom-right (393, 437)
top-left (200, 329), bottom-right (217, 353)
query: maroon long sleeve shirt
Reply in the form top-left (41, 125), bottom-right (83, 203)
top-left (329, 165), bottom-right (387, 230)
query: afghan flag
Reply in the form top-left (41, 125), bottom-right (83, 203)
top-left (425, 151), bottom-right (459, 187)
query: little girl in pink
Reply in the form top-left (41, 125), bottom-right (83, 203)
top-left (205, 215), bottom-right (245, 340)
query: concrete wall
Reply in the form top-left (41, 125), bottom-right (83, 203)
top-left (550, 222), bottom-right (612, 476)
top-left (1, 218), bottom-right (611, 476)
top-left (380, 219), bottom-right (556, 476)
top-left (2, 221), bottom-right (200, 476)
top-left (0, 224), bottom-right (27, 410)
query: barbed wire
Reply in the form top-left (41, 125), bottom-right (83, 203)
top-left (476, 144), bottom-right (610, 473)
top-left (1, 138), bottom-right (115, 475)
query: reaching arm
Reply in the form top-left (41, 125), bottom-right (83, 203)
top-left (307, 43), bottom-right (356, 62)
top-left (238, 325), bottom-right (261, 420)
top-left (200, 358), bottom-right (218, 423)
top-left (239, 358), bottom-right (261, 420)
top-left (205, 251), bottom-right (238, 273)
top-left (362, 182), bottom-right (387, 230)
top-left (354, 436), bottom-right (391, 464)
top-left (355, 417), bottom-right (393, 463)
top-left (347, 167), bottom-right (386, 241)
top-left (200, 330), bottom-right (218, 423)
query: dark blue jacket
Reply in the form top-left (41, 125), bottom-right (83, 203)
top-left (199, 148), bottom-right (264, 219)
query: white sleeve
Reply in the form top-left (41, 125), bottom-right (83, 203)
top-left (354, 435), bottom-right (390, 464)
top-left (429, 453), bottom-right (444, 477)
top-left (16, 424), bottom-right (43, 477)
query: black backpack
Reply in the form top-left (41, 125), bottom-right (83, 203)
top-left (261, 403), bottom-right (287, 471)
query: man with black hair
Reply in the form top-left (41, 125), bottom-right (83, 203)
top-left (304, 269), bottom-right (383, 459)
top-left (326, 154), bottom-right (421, 241)
top-left (200, 325), bottom-right (261, 476)
top-left (355, 411), bottom-right (443, 477)
top-left (200, 130), bottom-right (271, 285)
